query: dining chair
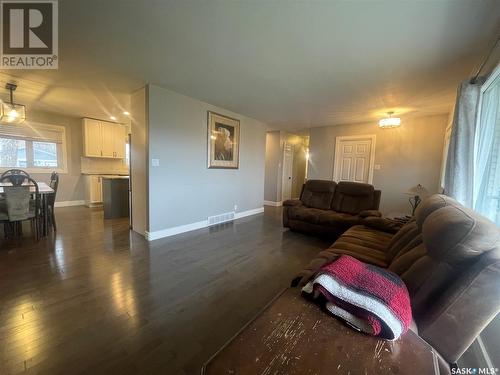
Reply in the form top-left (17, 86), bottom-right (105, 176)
top-left (1, 169), bottom-right (30, 177)
top-left (1, 170), bottom-right (30, 186)
top-left (0, 175), bottom-right (40, 240)
top-left (0, 196), bottom-right (8, 238)
top-left (47, 172), bottom-right (59, 231)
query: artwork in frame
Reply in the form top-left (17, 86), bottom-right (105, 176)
top-left (207, 111), bottom-right (240, 169)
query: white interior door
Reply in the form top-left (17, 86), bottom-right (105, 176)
top-left (333, 135), bottom-right (376, 184)
top-left (282, 142), bottom-right (294, 201)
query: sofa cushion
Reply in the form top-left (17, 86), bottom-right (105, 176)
top-left (386, 221), bottom-right (422, 262)
top-left (282, 199), bottom-right (303, 207)
top-left (300, 180), bottom-right (336, 209)
top-left (423, 204), bottom-right (500, 264)
top-left (295, 225), bottom-right (393, 286)
top-left (334, 225), bottom-right (393, 255)
top-left (331, 181), bottom-right (376, 214)
top-left (287, 206), bottom-right (324, 224)
top-left (415, 194), bottom-right (460, 230)
top-left (316, 211), bottom-right (360, 226)
top-left (399, 202), bottom-right (500, 317)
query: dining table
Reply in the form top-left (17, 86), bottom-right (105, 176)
top-left (0, 181), bottom-right (55, 237)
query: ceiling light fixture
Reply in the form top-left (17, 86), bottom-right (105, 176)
top-left (379, 111), bottom-right (401, 129)
top-left (110, 115), bottom-right (117, 121)
top-left (123, 111), bottom-right (130, 116)
top-left (0, 83), bottom-right (26, 125)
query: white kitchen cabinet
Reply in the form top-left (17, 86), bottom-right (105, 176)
top-left (112, 123), bottom-right (126, 158)
top-left (85, 175), bottom-right (103, 206)
top-left (83, 118), bottom-right (102, 157)
top-left (82, 118), bottom-right (126, 159)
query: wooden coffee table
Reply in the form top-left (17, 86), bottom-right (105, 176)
top-left (202, 288), bottom-right (441, 374)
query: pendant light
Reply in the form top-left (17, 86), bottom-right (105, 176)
top-left (0, 83), bottom-right (26, 124)
top-left (379, 111), bottom-right (401, 129)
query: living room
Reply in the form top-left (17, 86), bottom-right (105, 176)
top-left (0, 1), bottom-right (498, 374)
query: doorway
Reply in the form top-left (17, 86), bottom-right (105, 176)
top-left (333, 135), bottom-right (376, 184)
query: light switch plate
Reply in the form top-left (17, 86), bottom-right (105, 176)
top-left (151, 158), bottom-right (160, 167)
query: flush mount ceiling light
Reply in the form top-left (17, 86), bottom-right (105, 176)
top-left (379, 111), bottom-right (401, 129)
top-left (0, 83), bottom-right (26, 125)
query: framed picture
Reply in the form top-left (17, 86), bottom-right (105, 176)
top-left (207, 111), bottom-right (240, 169)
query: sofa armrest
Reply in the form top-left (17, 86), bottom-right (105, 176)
top-left (359, 210), bottom-right (382, 218)
top-left (283, 199), bottom-right (303, 207)
top-left (362, 217), bottom-right (402, 234)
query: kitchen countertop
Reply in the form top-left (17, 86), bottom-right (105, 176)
top-left (81, 173), bottom-right (129, 178)
top-left (100, 175), bottom-right (129, 179)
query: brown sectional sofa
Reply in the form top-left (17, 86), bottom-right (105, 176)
top-left (292, 194), bottom-right (500, 368)
top-left (283, 180), bottom-right (382, 238)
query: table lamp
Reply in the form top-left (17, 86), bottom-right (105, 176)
top-left (405, 184), bottom-right (429, 216)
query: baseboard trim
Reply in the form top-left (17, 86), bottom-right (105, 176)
top-left (145, 207), bottom-right (265, 241)
top-left (54, 200), bottom-right (85, 208)
top-left (235, 207), bottom-right (264, 219)
top-left (264, 200), bottom-right (283, 207)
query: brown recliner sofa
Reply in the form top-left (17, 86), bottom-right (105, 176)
top-left (292, 194), bottom-right (500, 368)
top-left (283, 180), bottom-right (382, 238)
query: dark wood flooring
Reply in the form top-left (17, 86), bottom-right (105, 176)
top-left (0, 206), bottom-right (329, 374)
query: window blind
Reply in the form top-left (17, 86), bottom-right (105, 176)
top-left (0, 122), bottom-right (64, 144)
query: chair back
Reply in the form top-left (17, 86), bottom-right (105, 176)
top-left (387, 194), bottom-right (500, 363)
top-left (0, 175), bottom-right (39, 221)
top-left (1, 169), bottom-right (30, 177)
top-left (300, 180), bottom-right (337, 209)
top-left (1, 169), bottom-right (30, 186)
top-left (48, 172), bottom-right (59, 203)
top-left (330, 181), bottom-right (381, 214)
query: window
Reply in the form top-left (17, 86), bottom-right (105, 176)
top-left (0, 122), bottom-right (67, 173)
top-left (474, 66), bottom-right (500, 225)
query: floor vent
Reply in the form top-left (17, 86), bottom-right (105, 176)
top-left (208, 211), bottom-right (235, 226)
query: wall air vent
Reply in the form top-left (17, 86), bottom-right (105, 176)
top-left (208, 211), bottom-right (235, 226)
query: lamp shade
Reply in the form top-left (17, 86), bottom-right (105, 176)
top-left (0, 102), bottom-right (26, 124)
top-left (379, 111), bottom-right (401, 129)
top-left (405, 184), bottom-right (429, 197)
top-left (379, 116), bottom-right (401, 128)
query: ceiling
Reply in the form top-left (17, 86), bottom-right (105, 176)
top-left (1, 0), bottom-right (499, 129)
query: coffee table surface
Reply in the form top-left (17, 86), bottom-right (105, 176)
top-left (203, 288), bottom-right (438, 375)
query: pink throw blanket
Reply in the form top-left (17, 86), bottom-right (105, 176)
top-left (302, 255), bottom-right (412, 340)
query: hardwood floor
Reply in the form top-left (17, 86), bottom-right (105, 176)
top-left (0, 206), bottom-right (330, 374)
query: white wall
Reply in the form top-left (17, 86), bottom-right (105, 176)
top-left (308, 114), bottom-right (449, 214)
top-left (146, 85), bottom-right (267, 235)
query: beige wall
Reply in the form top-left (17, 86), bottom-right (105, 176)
top-left (24, 109), bottom-right (85, 203)
top-left (308, 114), bottom-right (449, 214)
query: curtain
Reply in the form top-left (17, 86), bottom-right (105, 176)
top-left (474, 73), bottom-right (500, 225)
top-left (444, 80), bottom-right (483, 207)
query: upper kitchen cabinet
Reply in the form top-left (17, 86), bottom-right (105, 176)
top-left (83, 118), bottom-right (126, 158)
top-left (112, 123), bottom-right (126, 158)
